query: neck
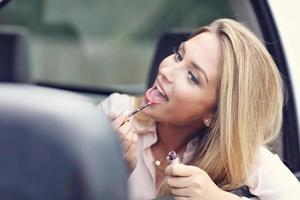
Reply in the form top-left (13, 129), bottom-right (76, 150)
top-left (155, 122), bottom-right (201, 153)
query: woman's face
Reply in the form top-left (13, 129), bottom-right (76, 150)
top-left (144, 31), bottom-right (222, 127)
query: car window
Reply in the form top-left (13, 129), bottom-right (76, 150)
top-left (0, 0), bottom-right (232, 93)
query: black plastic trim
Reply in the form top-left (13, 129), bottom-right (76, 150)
top-left (0, 0), bottom-right (11, 10)
top-left (250, 0), bottom-right (300, 172)
top-left (35, 82), bottom-right (140, 96)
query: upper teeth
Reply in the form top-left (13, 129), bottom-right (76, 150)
top-left (156, 83), bottom-right (166, 96)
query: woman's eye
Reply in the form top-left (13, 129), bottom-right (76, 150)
top-left (173, 48), bottom-right (183, 62)
top-left (188, 71), bottom-right (199, 85)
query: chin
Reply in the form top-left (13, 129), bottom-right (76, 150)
top-left (142, 108), bottom-right (161, 119)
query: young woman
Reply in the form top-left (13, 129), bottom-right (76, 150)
top-left (99, 19), bottom-right (300, 200)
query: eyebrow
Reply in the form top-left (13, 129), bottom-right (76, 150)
top-left (180, 43), bottom-right (209, 84)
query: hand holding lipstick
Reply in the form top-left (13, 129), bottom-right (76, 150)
top-left (164, 164), bottom-right (226, 200)
top-left (109, 111), bottom-right (138, 173)
top-left (109, 102), bottom-right (152, 173)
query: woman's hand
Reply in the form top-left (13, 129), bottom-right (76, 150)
top-left (109, 112), bottom-right (138, 173)
top-left (164, 164), bottom-right (240, 200)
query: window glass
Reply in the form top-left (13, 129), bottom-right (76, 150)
top-left (0, 0), bottom-right (232, 92)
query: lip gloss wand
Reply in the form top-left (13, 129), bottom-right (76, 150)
top-left (119, 102), bottom-right (152, 127)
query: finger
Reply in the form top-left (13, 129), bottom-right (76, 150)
top-left (122, 132), bottom-right (135, 152)
top-left (123, 131), bottom-right (138, 147)
top-left (123, 137), bottom-right (137, 159)
top-left (132, 132), bottom-right (138, 143)
top-left (107, 112), bottom-right (120, 121)
top-left (167, 176), bottom-right (192, 188)
top-left (165, 164), bottom-right (200, 177)
top-left (174, 196), bottom-right (189, 200)
top-left (118, 121), bottom-right (132, 141)
top-left (123, 135), bottom-right (137, 169)
top-left (171, 187), bottom-right (190, 197)
top-left (125, 146), bottom-right (137, 171)
top-left (111, 114), bottom-right (129, 129)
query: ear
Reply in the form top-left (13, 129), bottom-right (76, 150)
top-left (203, 118), bottom-right (212, 127)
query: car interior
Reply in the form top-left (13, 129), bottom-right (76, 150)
top-left (0, 27), bottom-right (30, 83)
top-left (0, 0), bottom-right (299, 199)
top-left (0, 84), bottom-right (128, 200)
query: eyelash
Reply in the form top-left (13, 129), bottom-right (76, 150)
top-left (188, 71), bottom-right (199, 85)
top-left (173, 47), bottom-right (183, 62)
top-left (173, 47), bottom-right (199, 85)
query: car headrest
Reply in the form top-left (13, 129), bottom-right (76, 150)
top-left (295, 171), bottom-right (300, 181)
top-left (0, 0), bottom-right (11, 10)
top-left (0, 28), bottom-right (30, 83)
top-left (147, 32), bottom-right (190, 88)
top-left (0, 84), bottom-right (128, 200)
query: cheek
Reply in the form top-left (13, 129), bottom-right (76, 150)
top-left (172, 81), bottom-right (198, 103)
top-left (171, 82), bottom-right (217, 112)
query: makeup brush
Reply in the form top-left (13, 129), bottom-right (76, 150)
top-left (119, 102), bottom-right (152, 127)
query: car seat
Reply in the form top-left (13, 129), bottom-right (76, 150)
top-left (0, 27), bottom-right (30, 83)
top-left (0, 84), bottom-right (128, 200)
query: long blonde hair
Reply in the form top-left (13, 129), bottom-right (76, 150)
top-left (137, 18), bottom-right (284, 193)
top-left (190, 18), bottom-right (284, 190)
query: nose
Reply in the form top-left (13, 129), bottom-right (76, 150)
top-left (158, 63), bottom-right (176, 83)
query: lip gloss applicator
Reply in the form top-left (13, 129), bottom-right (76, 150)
top-left (119, 101), bottom-right (153, 127)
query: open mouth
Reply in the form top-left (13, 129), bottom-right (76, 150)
top-left (144, 83), bottom-right (169, 104)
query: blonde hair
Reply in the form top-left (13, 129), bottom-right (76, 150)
top-left (137, 18), bottom-right (284, 194)
top-left (190, 18), bottom-right (284, 190)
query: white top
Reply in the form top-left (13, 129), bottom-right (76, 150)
top-left (99, 93), bottom-right (300, 200)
